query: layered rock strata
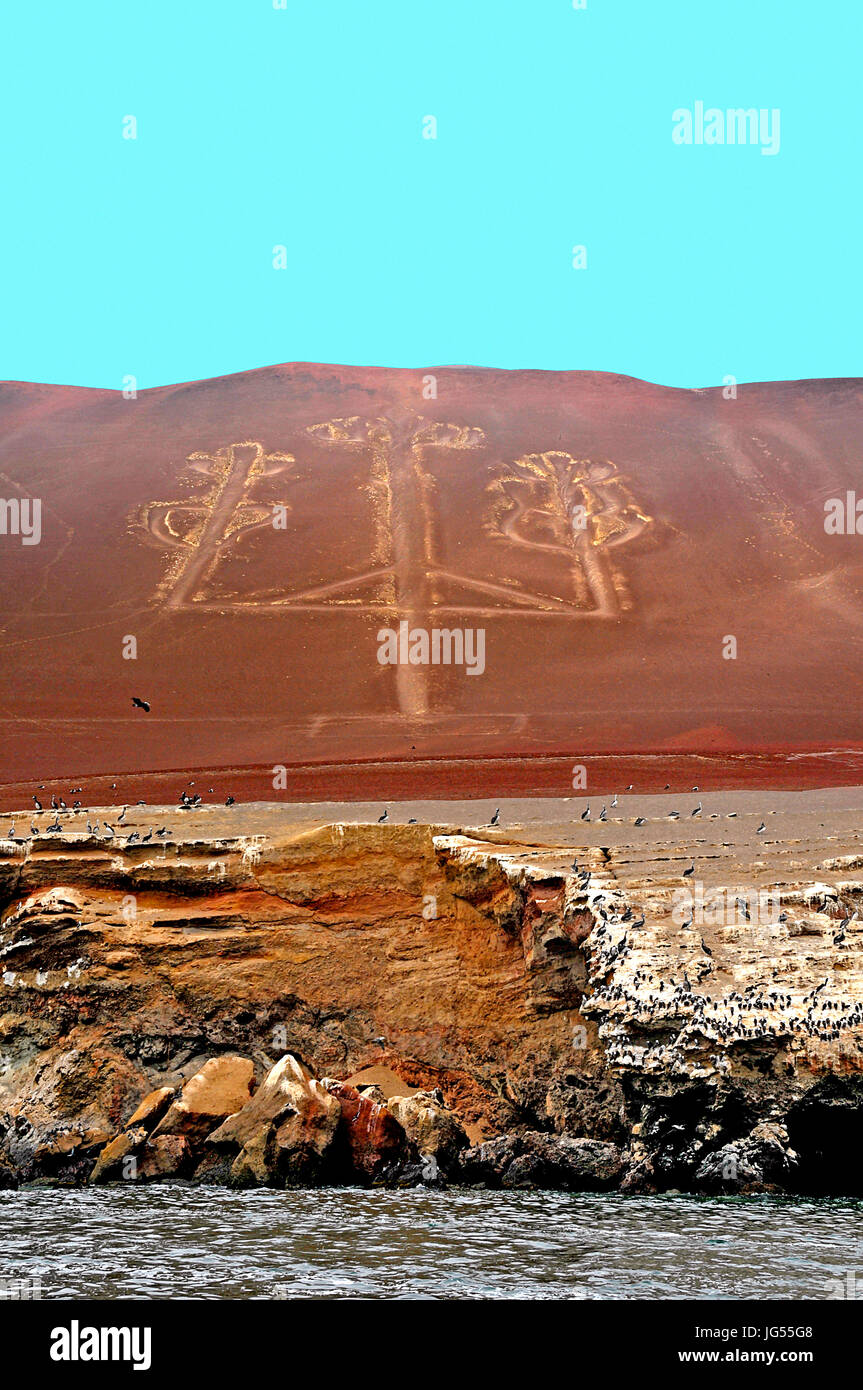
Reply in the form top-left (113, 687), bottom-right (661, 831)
top-left (0, 812), bottom-right (860, 1193)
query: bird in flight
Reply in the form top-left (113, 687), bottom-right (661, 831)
top-left (132, 697), bottom-right (150, 712)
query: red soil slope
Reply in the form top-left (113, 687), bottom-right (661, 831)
top-left (0, 363), bottom-right (861, 803)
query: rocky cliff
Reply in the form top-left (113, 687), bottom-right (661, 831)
top-left (0, 807), bottom-right (861, 1194)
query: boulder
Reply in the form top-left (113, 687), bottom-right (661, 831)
top-left (90, 1127), bottom-right (148, 1183)
top-left (324, 1080), bottom-right (406, 1180)
top-left (125, 1086), bottom-right (176, 1132)
top-left (694, 1122), bottom-right (798, 1194)
top-left (387, 1089), bottom-right (467, 1176)
top-left (137, 1134), bottom-right (192, 1180)
top-left (460, 1132), bottom-right (626, 1190)
top-left (152, 1056), bottom-right (255, 1144)
top-left (208, 1054), bottom-right (341, 1186)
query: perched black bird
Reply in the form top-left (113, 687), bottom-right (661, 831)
top-left (378, 808), bottom-right (388, 823)
top-left (683, 863), bottom-right (695, 877)
top-left (490, 807), bottom-right (500, 825)
top-left (132, 697), bottom-right (150, 712)
top-left (701, 938), bottom-right (713, 956)
top-left (225, 796), bottom-right (235, 806)
top-left (33, 796), bottom-right (42, 811)
top-left (634, 816), bottom-right (646, 826)
top-left (581, 805), bottom-right (591, 821)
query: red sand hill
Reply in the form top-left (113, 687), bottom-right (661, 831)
top-left (0, 364), bottom-right (861, 803)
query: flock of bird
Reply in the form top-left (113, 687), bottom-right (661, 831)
top-left (575, 864), bottom-right (861, 1070)
top-left (4, 780), bottom-right (238, 850)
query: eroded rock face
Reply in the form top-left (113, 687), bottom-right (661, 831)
top-left (0, 814), bottom-right (861, 1192)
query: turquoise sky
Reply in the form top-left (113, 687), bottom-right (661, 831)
top-left (1, 0), bottom-right (860, 389)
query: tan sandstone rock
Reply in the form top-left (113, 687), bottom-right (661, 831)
top-left (125, 1086), bottom-right (176, 1131)
top-left (387, 1089), bottom-right (468, 1173)
top-left (208, 1054), bottom-right (341, 1186)
top-left (90, 1126), bottom-right (148, 1183)
top-left (153, 1056), bottom-right (255, 1143)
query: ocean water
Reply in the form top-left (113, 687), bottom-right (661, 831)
top-left (1, 1186), bottom-right (860, 1300)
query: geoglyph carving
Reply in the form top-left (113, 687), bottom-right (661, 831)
top-left (135, 421), bottom-right (653, 715)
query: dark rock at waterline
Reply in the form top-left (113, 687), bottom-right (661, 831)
top-left (460, 1133), bottom-right (627, 1191)
top-left (694, 1123), bottom-right (798, 1195)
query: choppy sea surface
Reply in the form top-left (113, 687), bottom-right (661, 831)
top-left (1, 1186), bottom-right (860, 1300)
